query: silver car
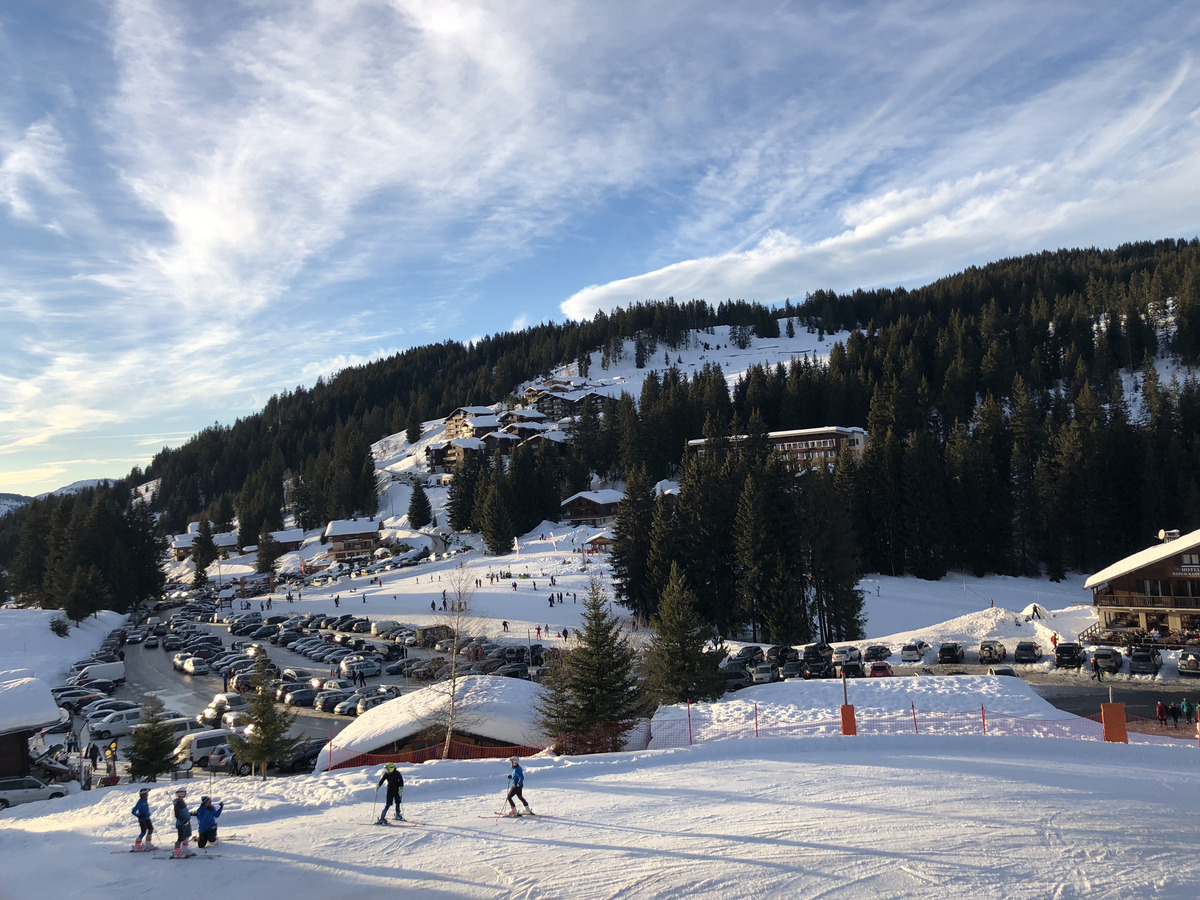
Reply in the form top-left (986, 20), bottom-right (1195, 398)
top-left (0, 776), bottom-right (65, 810)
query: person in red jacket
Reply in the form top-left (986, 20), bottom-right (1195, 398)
top-left (1156, 700), bottom-right (1169, 727)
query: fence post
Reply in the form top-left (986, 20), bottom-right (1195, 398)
top-left (1101, 702), bottom-right (1128, 744)
top-left (911, 701), bottom-right (919, 735)
top-left (754, 703), bottom-right (759, 738)
top-left (840, 704), bottom-right (857, 736)
top-left (686, 700), bottom-right (693, 746)
top-left (981, 704), bottom-right (987, 736)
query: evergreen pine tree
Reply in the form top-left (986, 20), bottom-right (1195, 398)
top-left (227, 656), bottom-right (305, 780)
top-left (611, 467), bottom-right (656, 622)
top-left (256, 530), bottom-right (282, 574)
top-left (191, 519), bottom-right (216, 587)
top-left (124, 695), bottom-right (177, 782)
top-left (641, 564), bottom-right (725, 705)
top-left (406, 409), bottom-right (422, 445)
top-left (534, 579), bottom-right (646, 754)
top-left (478, 483), bottom-right (516, 555)
top-left (407, 482), bottom-right (433, 529)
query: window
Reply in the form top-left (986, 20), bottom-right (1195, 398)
top-left (1183, 553), bottom-right (1200, 567)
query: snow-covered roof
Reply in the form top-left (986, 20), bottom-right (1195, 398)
top-left (449, 406), bottom-right (496, 417)
top-left (504, 409), bottom-right (547, 421)
top-left (482, 431), bottom-right (521, 442)
top-left (324, 518), bottom-right (383, 538)
top-left (585, 530), bottom-right (614, 544)
top-left (0, 677), bottom-right (64, 736)
top-left (1084, 528), bottom-right (1200, 589)
top-left (270, 528), bottom-right (306, 544)
top-left (654, 479), bottom-right (681, 497)
top-left (450, 437), bottom-right (484, 450)
top-left (213, 532), bottom-right (239, 549)
top-left (464, 415), bottom-right (501, 430)
top-left (171, 533), bottom-right (195, 550)
top-left (561, 489), bottom-right (625, 507)
top-left (317, 676), bottom-right (544, 770)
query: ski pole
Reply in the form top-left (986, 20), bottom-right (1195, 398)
top-left (372, 785), bottom-right (380, 824)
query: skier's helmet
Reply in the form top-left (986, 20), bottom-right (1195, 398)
top-left (139, 788), bottom-right (150, 795)
top-left (386, 762), bottom-right (395, 771)
top-left (509, 756), bottom-right (519, 765)
top-left (200, 796), bottom-right (210, 804)
top-left (176, 788), bottom-right (186, 796)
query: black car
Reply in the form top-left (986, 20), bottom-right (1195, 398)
top-left (162, 635), bottom-right (183, 651)
top-left (937, 642), bottom-right (965, 664)
top-left (802, 643), bottom-right (834, 665)
top-left (494, 663), bottom-right (530, 679)
top-left (1053, 642), bottom-right (1084, 669)
top-left (837, 661), bottom-right (865, 678)
top-left (272, 740), bottom-right (326, 774)
top-left (780, 661), bottom-right (806, 680)
top-left (765, 645), bottom-right (798, 666)
top-left (803, 660), bottom-right (835, 679)
top-left (863, 645), bottom-right (892, 662)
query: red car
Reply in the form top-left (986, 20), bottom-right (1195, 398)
top-left (868, 662), bottom-right (893, 677)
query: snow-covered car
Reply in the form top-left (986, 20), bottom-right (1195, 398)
top-left (1013, 641), bottom-right (1043, 664)
top-left (831, 646), bottom-right (862, 664)
top-left (900, 641), bottom-right (931, 663)
top-left (978, 640), bottom-right (1007, 663)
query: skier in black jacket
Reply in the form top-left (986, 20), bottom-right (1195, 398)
top-left (376, 763), bottom-right (404, 822)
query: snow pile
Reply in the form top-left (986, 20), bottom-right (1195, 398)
top-left (320, 675), bottom-right (545, 770)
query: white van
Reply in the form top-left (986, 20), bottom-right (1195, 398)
top-left (74, 661), bottom-right (127, 684)
top-left (132, 716), bottom-right (208, 741)
top-left (87, 708), bottom-right (143, 739)
top-left (370, 620), bottom-right (399, 636)
top-left (173, 729), bottom-right (233, 768)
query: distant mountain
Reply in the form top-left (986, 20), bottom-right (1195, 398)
top-left (0, 493), bottom-right (33, 517)
top-left (35, 479), bottom-right (112, 500)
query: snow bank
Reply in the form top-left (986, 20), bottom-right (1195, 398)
top-left (0, 677), bottom-right (63, 734)
top-left (0, 608), bottom-right (127, 683)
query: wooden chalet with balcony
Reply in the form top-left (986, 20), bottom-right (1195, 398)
top-left (560, 489), bottom-right (625, 527)
top-left (686, 425), bottom-right (868, 472)
top-left (323, 518), bottom-right (384, 562)
top-left (1084, 528), bottom-right (1200, 646)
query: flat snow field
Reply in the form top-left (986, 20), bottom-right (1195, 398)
top-left (2, 735), bottom-right (1198, 899)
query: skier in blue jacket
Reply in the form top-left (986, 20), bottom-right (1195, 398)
top-left (130, 787), bottom-right (155, 851)
top-left (505, 757), bottom-right (533, 817)
top-left (191, 796), bottom-right (224, 850)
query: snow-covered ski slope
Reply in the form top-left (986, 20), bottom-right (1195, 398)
top-left (3, 732), bottom-right (1198, 898)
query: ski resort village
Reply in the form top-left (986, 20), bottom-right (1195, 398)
top-left (4, 319), bottom-right (1200, 899)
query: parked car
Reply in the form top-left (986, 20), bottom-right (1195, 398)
top-left (315, 690), bottom-right (353, 712)
top-left (220, 711), bottom-right (252, 731)
top-left (724, 667), bottom-right (751, 691)
top-left (803, 660), bottom-right (835, 679)
top-left (734, 645), bottom-right (765, 666)
top-left (272, 739), bottom-right (326, 774)
top-left (283, 688), bottom-right (320, 707)
top-left (87, 708), bottom-right (144, 739)
top-left (1176, 645), bottom-right (1200, 676)
top-left (837, 661), bottom-right (865, 678)
top-left (182, 657), bottom-right (210, 676)
top-left (1013, 641), bottom-right (1044, 664)
top-left (143, 635), bottom-right (160, 648)
top-left (867, 661), bottom-right (893, 677)
top-left (802, 643), bottom-right (834, 665)
top-left (207, 743), bottom-right (253, 776)
top-left (988, 665), bottom-right (1018, 677)
top-left (900, 641), bottom-right (931, 663)
top-left (863, 645), bottom-right (892, 662)
top-left (1053, 642), bottom-right (1085, 669)
top-left (0, 776), bottom-right (66, 810)
top-left (765, 645), bottom-right (798, 666)
top-left (357, 694), bottom-right (390, 714)
top-left (1128, 647), bottom-right (1162, 676)
top-left (831, 646), bottom-right (862, 664)
top-left (79, 699), bottom-right (139, 719)
top-left (780, 661), bottom-right (806, 680)
top-left (495, 663), bottom-right (530, 679)
top-left (937, 642), bottom-right (965, 664)
top-left (978, 640), bottom-right (1007, 663)
top-left (750, 664), bottom-right (779, 684)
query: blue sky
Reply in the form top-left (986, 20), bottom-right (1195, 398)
top-left (1, 1), bottom-right (1198, 496)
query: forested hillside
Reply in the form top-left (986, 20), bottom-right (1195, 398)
top-left (4, 239), bottom-right (1200, 639)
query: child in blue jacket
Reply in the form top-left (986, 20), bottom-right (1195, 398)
top-left (192, 795), bottom-right (224, 850)
top-left (130, 788), bottom-right (154, 850)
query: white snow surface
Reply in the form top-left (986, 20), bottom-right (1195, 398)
top-left (0, 677), bottom-right (62, 734)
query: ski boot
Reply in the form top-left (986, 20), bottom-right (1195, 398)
top-left (133, 840), bottom-right (143, 851)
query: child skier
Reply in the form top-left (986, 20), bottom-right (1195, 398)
top-left (130, 787), bottom-right (155, 851)
top-left (172, 788), bottom-right (194, 858)
top-left (192, 795), bottom-right (224, 850)
top-left (505, 756), bottom-right (533, 817)
top-left (377, 762), bottom-right (405, 822)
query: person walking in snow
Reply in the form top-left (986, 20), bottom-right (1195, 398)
top-left (1091, 656), bottom-right (1103, 682)
top-left (505, 756), bottom-right (533, 817)
top-left (1156, 700), bottom-right (1169, 727)
top-left (131, 787), bottom-right (155, 851)
top-left (1182, 697), bottom-right (1195, 725)
top-left (172, 788), bottom-right (194, 857)
top-left (377, 762), bottom-right (405, 822)
top-left (191, 795), bottom-right (224, 850)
